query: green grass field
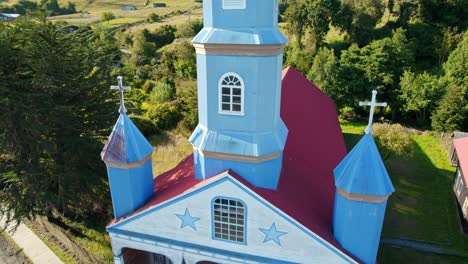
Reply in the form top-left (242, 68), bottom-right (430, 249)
top-left (340, 119), bottom-right (468, 263)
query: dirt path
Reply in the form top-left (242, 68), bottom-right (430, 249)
top-left (0, 232), bottom-right (30, 264)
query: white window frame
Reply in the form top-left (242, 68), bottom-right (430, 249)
top-left (212, 197), bottom-right (246, 244)
top-left (222, 0), bottom-right (246, 10)
top-left (456, 169), bottom-right (464, 195)
top-left (218, 72), bottom-right (245, 116)
top-left (463, 197), bottom-right (468, 217)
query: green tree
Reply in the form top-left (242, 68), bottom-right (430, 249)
top-left (284, 0), bottom-right (340, 49)
top-left (431, 85), bottom-right (466, 132)
top-left (0, 19), bottom-right (118, 225)
top-left (307, 47), bottom-right (339, 98)
top-left (400, 70), bottom-right (444, 126)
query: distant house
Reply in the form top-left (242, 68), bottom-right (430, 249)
top-left (0, 13), bottom-right (20, 21)
top-left (121, 5), bottom-right (137, 11)
top-left (59, 25), bottom-right (80, 34)
top-left (153, 3), bottom-right (167, 7)
top-left (452, 137), bottom-right (468, 232)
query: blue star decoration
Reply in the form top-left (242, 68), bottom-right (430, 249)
top-left (259, 222), bottom-right (287, 246)
top-left (176, 208), bottom-right (200, 231)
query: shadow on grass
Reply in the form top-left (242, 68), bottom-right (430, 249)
top-left (377, 135), bottom-right (468, 262)
top-left (342, 127), bottom-right (468, 262)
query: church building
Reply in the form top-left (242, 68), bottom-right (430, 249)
top-left (101, 1), bottom-right (394, 263)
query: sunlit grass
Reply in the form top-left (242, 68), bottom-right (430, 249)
top-left (151, 125), bottom-right (193, 177)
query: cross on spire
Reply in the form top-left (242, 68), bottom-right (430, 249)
top-left (111, 76), bottom-right (131, 113)
top-left (359, 90), bottom-right (387, 135)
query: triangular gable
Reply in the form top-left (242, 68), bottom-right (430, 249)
top-left (108, 173), bottom-right (356, 263)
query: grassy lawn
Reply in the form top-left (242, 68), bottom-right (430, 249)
top-left (340, 119), bottom-right (468, 263)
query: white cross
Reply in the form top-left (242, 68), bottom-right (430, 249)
top-left (359, 90), bottom-right (387, 135)
top-left (110, 76), bottom-right (131, 113)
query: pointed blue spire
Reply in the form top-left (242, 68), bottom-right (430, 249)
top-left (101, 113), bottom-right (153, 165)
top-left (334, 134), bottom-right (394, 196)
top-left (102, 76), bottom-right (155, 219)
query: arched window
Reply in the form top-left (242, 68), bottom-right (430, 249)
top-left (219, 73), bottom-right (244, 116)
top-left (212, 197), bottom-right (246, 244)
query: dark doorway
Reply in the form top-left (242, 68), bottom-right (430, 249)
top-left (122, 248), bottom-right (174, 264)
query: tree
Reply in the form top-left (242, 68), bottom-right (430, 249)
top-left (101, 11), bottom-right (115, 23)
top-left (307, 47), bottom-right (339, 98)
top-left (284, 0), bottom-right (340, 49)
top-left (400, 70), bottom-right (444, 126)
top-left (337, 28), bottom-right (414, 115)
top-left (0, 19), bottom-right (119, 225)
top-left (431, 85), bottom-right (466, 132)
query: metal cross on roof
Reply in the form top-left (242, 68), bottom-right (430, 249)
top-left (359, 90), bottom-right (387, 135)
top-left (110, 76), bottom-right (131, 113)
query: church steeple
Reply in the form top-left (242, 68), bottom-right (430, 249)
top-left (189, 0), bottom-right (288, 190)
top-left (332, 90), bottom-right (394, 264)
top-left (102, 77), bottom-right (154, 219)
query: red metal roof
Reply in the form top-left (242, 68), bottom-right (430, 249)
top-left (454, 137), bottom-right (468, 183)
top-left (107, 67), bottom-right (353, 258)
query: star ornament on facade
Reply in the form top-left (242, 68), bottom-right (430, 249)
top-left (176, 208), bottom-right (200, 231)
top-left (259, 222), bottom-right (287, 246)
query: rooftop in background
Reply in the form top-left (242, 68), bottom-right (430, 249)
top-left (454, 137), bottom-right (468, 182)
top-left (0, 13), bottom-right (20, 20)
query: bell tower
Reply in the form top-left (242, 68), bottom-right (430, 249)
top-left (189, 0), bottom-right (288, 190)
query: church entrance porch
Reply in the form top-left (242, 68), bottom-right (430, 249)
top-left (122, 248), bottom-right (174, 264)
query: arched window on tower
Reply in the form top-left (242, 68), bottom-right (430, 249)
top-left (212, 197), bottom-right (246, 244)
top-left (219, 73), bottom-right (244, 116)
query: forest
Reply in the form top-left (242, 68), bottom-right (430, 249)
top-left (0, 0), bottom-right (467, 262)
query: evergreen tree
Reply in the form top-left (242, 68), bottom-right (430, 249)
top-left (0, 19), bottom-right (119, 224)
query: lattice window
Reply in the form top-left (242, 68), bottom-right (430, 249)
top-left (212, 197), bottom-right (246, 243)
top-left (222, 0), bottom-right (246, 9)
top-left (219, 73), bottom-right (244, 115)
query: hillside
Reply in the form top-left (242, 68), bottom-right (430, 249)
top-left (2, 0), bottom-right (203, 27)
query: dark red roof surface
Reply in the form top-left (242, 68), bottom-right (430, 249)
top-left (108, 67), bottom-right (352, 258)
top-left (454, 137), bottom-right (468, 183)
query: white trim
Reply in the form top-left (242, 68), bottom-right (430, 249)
top-left (463, 197), bottom-right (468, 217)
top-left (456, 169), bottom-right (464, 195)
top-left (218, 72), bottom-right (245, 116)
top-left (222, 0), bottom-right (246, 10)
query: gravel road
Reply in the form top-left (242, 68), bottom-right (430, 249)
top-left (0, 233), bottom-right (29, 264)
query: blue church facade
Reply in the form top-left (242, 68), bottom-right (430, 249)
top-left (101, 1), bottom-right (395, 263)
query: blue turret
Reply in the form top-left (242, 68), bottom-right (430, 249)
top-left (189, 0), bottom-right (288, 190)
top-left (332, 134), bottom-right (394, 263)
top-left (102, 77), bottom-right (154, 219)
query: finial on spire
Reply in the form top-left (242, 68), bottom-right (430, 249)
top-left (111, 76), bottom-right (131, 113)
top-left (359, 90), bottom-right (387, 135)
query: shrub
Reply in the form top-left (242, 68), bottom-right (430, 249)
top-left (150, 82), bottom-right (176, 104)
top-left (146, 103), bottom-right (181, 130)
top-left (128, 114), bottom-right (159, 137)
top-left (373, 123), bottom-right (416, 160)
top-left (141, 80), bottom-right (155, 94)
top-left (101, 12), bottom-right (115, 22)
top-left (147, 13), bottom-right (161, 23)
